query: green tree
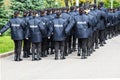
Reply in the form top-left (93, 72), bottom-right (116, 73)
top-left (0, 0), bottom-right (11, 29)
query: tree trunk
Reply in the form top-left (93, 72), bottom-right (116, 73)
top-left (64, 0), bottom-right (69, 7)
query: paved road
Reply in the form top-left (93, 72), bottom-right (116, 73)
top-left (1, 36), bottom-right (120, 80)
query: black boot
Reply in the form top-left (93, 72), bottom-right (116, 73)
top-left (50, 50), bottom-right (54, 55)
top-left (60, 52), bottom-right (66, 60)
top-left (95, 44), bottom-right (99, 49)
top-left (26, 51), bottom-right (30, 58)
top-left (14, 53), bottom-right (18, 61)
top-left (44, 50), bottom-right (48, 57)
top-left (32, 53), bottom-right (37, 61)
top-left (103, 41), bottom-right (106, 44)
top-left (17, 53), bottom-right (22, 61)
top-left (23, 51), bottom-right (29, 58)
top-left (55, 52), bottom-right (58, 60)
top-left (100, 42), bottom-right (104, 46)
top-left (72, 47), bottom-right (77, 52)
top-left (77, 47), bottom-right (81, 56)
top-left (68, 48), bottom-right (72, 54)
top-left (36, 53), bottom-right (41, 60)
top-left (23, 51), bottom-right (27, 58)
top-left (87, 49), bottom-right (91, 56)
top-left (81, 52), bottom-right (87, 59)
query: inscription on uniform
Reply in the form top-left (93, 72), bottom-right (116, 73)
top-left (77, 21), bottom-right (87, 24)
top-left (54, 24), bottom-right (63, 27)
top-left (11, 24), bottom-right (20, 27)
top-left (30, 25), bottom-right (38, 28)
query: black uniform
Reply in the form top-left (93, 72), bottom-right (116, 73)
top-left (26, 16), bottom-right (46, 61)
top-left (0, 17), bottom-right (24, 61)
top-left (74, 14), bottom-right (92, 59)
top-left (48, 14), bottom-right (70, 60)
top-left (22, 15), bottom-right (31, 58)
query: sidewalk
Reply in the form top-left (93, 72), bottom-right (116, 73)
top-left (0, 36), bottom-right (120, 80)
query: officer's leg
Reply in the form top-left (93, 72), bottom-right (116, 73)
top-left (103, 29), bottom-right (106, 44)
top-left (14, 40), bottom-right (22, 61)
top-left (64, 37), bottom-right (68, 56)
top-left (95, 31), bottom-right (99, 49)
top-left (87, 37), bottom-right (91, 56)
top-left (36, 42), bottom-right (42, 60)
top-left (41, 38), bottom-right (47, 57)
top-left (23, 39), bottom-right (30, 58)
top-left (50, 36), bottom-right (54, 55)
top-left (73, 34), bottom-right (77, 52)
top-left (17, 40), bottom-right (22, 61)
top-left (41, 38), bottom-right (44, 57)
top-left (27, 38), bottom-right (31, 55)
top-left (81, 38), bottom-right (87, 59)
top-left (60, 41), bottom-right (66, 59)
top-left (23, 39), bottom-right (27, 58)
top-left (90, 32), bottom-right (95, 54)
top-left (54, 41), bottom-right (59, 60)
top-left (32, 43), bottom-right (37, 61)
top-left (14, 40), bottom-right (18, 61)
top-left (78, 38), bottom-right (82, 56)
top-left (45, 38), bottom-right (49, 56)
top-left (99, 30), bottom-right (104, 46)
top-left (108, 27), bottom-right (111, 39)
top-left (68, 35), bottom-right (72, 54)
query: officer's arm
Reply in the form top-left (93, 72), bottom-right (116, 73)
top-left (47, 21), bottom-right (53, 38)
top-left (65, 17), bottom-right (75, 35)
top-left (25, 22), bottom-right (30, 39)
top-left (38, 21), bottom-right (47, 35)
top-left (0, 21), bottom-right (10, 35)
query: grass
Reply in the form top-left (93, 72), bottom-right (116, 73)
top-left (0, 36), bottom-right (14, 54)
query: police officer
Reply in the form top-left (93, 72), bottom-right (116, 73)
top-left (98, 4), bottom-right (107, 46)
top-left (89, 4), bottom-right (98, 53)
top-left (22, 11), bottom-right (31, 58)
top-left (26, 11), bottom-right (46, 61)
top-left (46, 8), bottom-right (55, 55)
top-left (74, 8), bottom-right (92, 59)
top-left (61, 7), bottom-right (72, 56)
top-left (0, 11), bottom-right (24, 61)
top-left (69, 6), bottom-right (77, 53)
top-left (48, 11), bottom-right (67, 60)
top-left (39, 10), bottom-right (49, 57)
top-left (107, 9), bottom-right (114, 39)
top-left (84, 7), bottom-right (95, 56)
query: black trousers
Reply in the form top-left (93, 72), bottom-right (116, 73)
top-left (87, 36), bottom-right (92, 51)
top-left (78, 38), bottom-right (88, 56)
top-left (54, 41), bottom-right (65, 58)
top-left (99, 30), bottom-right (105, 44)
top-left (42, 38), bottom-right (49, 55)
top-left (14, 40), bottom-right (22, 59)
top-left (32, 42), bottom-right (41, 55)
top-left (73, 34), bottom-right (77, 50)
top-left (23, 39), bottom-right (31, 53)
top-left (94, 30), bottom-right (99, 47)
top-left (64, 37), bottom-right (68, 56)
top-left (68, 35), bottom-right (72, 53)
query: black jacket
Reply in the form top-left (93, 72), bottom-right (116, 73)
top-left (0, 17), bottom-right (24, 40)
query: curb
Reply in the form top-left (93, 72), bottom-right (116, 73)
top-left (0, 51), bottom-right (14, 58)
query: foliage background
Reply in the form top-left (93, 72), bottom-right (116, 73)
top-left (0, 0), bottom-right (120, 34)
top-left (0, 0), bottom-right (119, 53)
